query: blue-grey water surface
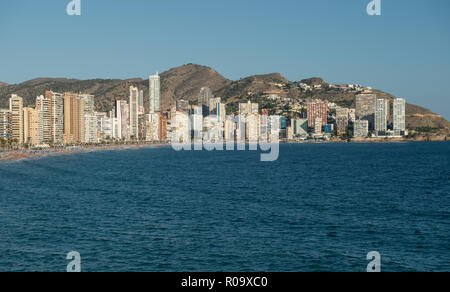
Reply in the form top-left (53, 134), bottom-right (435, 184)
top-left (0, 142), bottom-right (449, 272)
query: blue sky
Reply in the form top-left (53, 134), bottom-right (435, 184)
top-left (1, 0), bottom-right (449, 118)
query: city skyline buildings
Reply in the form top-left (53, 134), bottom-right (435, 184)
top-left (356, 94), bottom-right (376, 131)
top-left (9, 95), bottom-right (23, 144)
top-left (375, 99), bottom-right (388, 134)
top-left (394, 98), bottom-right (406, 134)
top-left (149, 73), bottom-right (161, 114)
top-left (129, 86), bottom-right (140, 140)
top-left (0, 68), bottom-right (410, 148)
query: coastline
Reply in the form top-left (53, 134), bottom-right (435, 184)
top-left (1, 137), bottom-right (448, 163)
top-left (0, 143), bottom-right (168, 163)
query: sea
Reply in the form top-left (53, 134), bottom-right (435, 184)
top-left (0, 142), bottom-right (449, 272)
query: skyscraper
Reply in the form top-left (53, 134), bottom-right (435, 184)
top-left (138, 89), bottom-right (145, 115)
top-left (375, 99), bottom-right (388, 134)
top-left (36, 95), bottom-right (52, 144)
top-left (45, 91), bottom-right (64, 144)
top-left (9, 94), bottom-right (23, 144)
top-left (336, 107), bottom-right (349, 135)
top-left (63, 92), bottom-right (85, 144)
top-left (129, 86), bottom-right (140, 139)
top-left (159, 112), bottom-right (168, 141)
top-left (23, 107), bottom-right (39, 146)
top-left (115, 99), bottom-right (130, 140)
top-left (198, 87), bottom-right (213, 116)
top-left (149, 73), bottom-right (161, 113)
top-left (356, 94), bottom-right (376, 131)
top-left (307, 100), bottom-right (327, 130)
top-left (393, 98), bottom-right (406, 134)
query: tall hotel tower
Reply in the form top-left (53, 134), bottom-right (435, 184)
top-left (9, 95), bottom-right (23, 144)
top-left (375, 99), bottom-right (388, 134)
top-left (129, 86), bottom-right (140, 139)
top-left (149, 73), bottom-right (161, 113)
top-left (393, 98), bottom-right (406, 134)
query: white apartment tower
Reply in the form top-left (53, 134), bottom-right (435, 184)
top-left (375, 99), bottom-right (388, 134)
top-left (393, 98), bottom-right (406, 133)
top-left (149, 73), bottom-right (161, 113)
top-left (129, 86), bottom-right (140, 139)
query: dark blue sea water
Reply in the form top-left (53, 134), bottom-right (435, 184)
top-left (0, 142), bottom-right (449, 272)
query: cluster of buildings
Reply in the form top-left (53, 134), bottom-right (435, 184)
top-left (0, 74), bottom-right (408, 148)
top-left (292, 94), bottom-right (406, 140)
top-left (0, 73), bottom-right (165, 147)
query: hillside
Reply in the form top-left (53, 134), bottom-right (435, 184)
top-left (0, 64), bottom-right (448, 131)
top-left (0, 82), bottom-right (8, 88)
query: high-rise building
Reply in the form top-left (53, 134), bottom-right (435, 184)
top-left (148, 113), bottom-right (160, 142)
top-left (84, 114), bottom-right (98, 143)
top-left (307, 100), bottom-right (327, 130)
top-left (0, 109), bottom-right (11, 139)
top-left (115, 99), bottom-right (129, 140)
top-left (9, 95), bottom-right (24, 144)
top-left (138, 89), bottom-right (145, 115)
top-left (336, 107), bottom-right (349, 134)
top-left (63, 92), bottom-right (85, 144)
top-left (354, 120), bottom-right (369, 137)
top-left (293, 119), bottom-right (308, 137)
top-left (356, 94), bottom-right (376, 130)
top-left (138, 114), bottom-right (148, 141)
top-left (375, 99), bottom-right (388, 134)
top-left (348, 109), bottom-right (356, 123)
top-left (36, 95), bottom-right (52, 144)
top-left (209, 97), bottom-right (226, 122)
top-left (79, 94), bottom-right (94, 113)
top-left (149, 73), bottom-right (161, 113)
top-left (95, 112), bottom-right (108, 141)
top-left (129, 86), bottom-right (140, 139)
top-left (190, 106), bottom-right (203, 144)
top-left (198, 87), bottom-right (213, 115)
top-left (224, 116), bottom-right (236, 142)
top-left (159, 112), bottom-right (168, 141)
top-left (82, 94), bottom-right (96, 143)
top-left (45, 91), bottom-right (64, 144)
top-left (171, 111), bottom-right (190, 144)
top-left (393, 98), bottom-right (406, 134)
top-left (23, 107), bottom-right (40, 146)
top-left (246, 114), bottom-right (260, 143)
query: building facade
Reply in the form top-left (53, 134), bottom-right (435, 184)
top-left (149, 73), bottom-right (161, 113)
top-left (354, 120), bottom-right (369, 137)
top-left (375, 99), bottom-right (388, 134)
top-left (393, 98), bottom-right (406, 134)
top-left (336, 107), bottom-right (349, 134)
top-left (129, 86), bottom-right (140, 140)
top-left (307, 100), bottom-right (328, 130)
top-left (9, 95), bottom-right (24, 144)
top-left (356, 94), bottom-right (376, 131)
top-left (63, 92), bottom-right (85, 144)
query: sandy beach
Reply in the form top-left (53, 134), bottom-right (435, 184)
top-left (0, 143), bottom-right (168, 162)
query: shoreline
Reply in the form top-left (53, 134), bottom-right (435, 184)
top-left (1, 138), bottom-right (448, 163)
top-left (0, 143), bottom-right (168, 163)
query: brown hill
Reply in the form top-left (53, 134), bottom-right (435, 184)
top-left (0, 82), bottom-right (8, 88)
top-left (0, 64), bottom-right (448, 131)
top-left (159, 64), bottom-right (231, 109)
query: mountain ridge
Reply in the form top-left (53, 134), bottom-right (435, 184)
top-left (0, 64), bottom-right (448, 131)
